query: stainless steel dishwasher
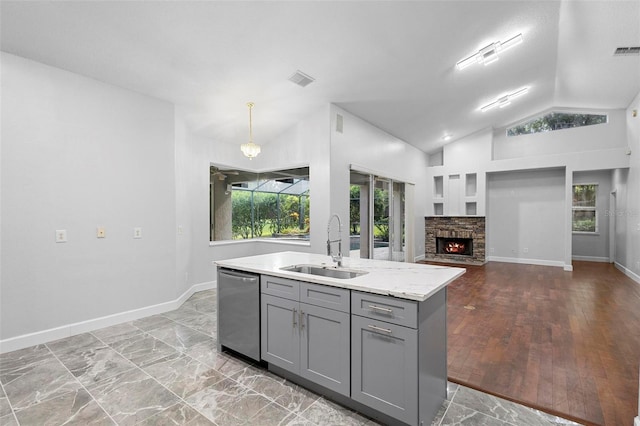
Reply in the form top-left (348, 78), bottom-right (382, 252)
top-left (217, 268), bottom-right (261, 362)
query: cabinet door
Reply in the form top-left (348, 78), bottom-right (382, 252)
top-left (261, 294), bottom-right (300, 372)
top-left (299, 303), bottom-right (350, 397)
top-left (351, 315), bottom-right (418, 425)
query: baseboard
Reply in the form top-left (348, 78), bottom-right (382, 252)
top-left (487, 256), bottom-right (565, 268)
top-left (0, 280), bottom-right (216, 354)
top-left (614, 262), bottom-right (640, 284)
top-left (571, 255), bottom-right (610, 263)
top-left (414, 254), bottom-right (426, 262)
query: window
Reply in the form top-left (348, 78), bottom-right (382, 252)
top-left (507, 112), bottom-right (607, 137)
top-left (210, 166), bottom-right (310, 242)
top-left (572, 184), bottom-right (598, 233)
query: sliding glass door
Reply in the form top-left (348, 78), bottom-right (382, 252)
top-left (350, 170), bottom-right (408, 262)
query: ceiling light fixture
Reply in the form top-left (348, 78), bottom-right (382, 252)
top-left (456, 33), bottom-right (523, 70)
top-left (240, 102), bottom-right (261, 160)
top-left (442, 134), bottom-right (453, 141)
top-left (480, 87), bottom-right (529, 112)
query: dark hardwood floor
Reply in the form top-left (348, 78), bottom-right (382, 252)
top-left (427, 260), bottom-right (639, 426)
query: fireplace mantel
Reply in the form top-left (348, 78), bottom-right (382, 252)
top-left (425, 216), bottom-right (486, 265)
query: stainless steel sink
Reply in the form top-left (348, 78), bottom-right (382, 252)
top-left (281, 264), bottom-right (368, 279)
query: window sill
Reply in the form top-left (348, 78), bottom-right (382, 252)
top-left (572, 232), bottom-right (600, 236)
top-left (210, 238), bottom-right (311, 247)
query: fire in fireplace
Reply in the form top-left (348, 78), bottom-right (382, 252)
top-left (436, 237), bottom-right (473, 256)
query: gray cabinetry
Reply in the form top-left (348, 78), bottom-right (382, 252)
top-left (260, 275), bottom-right (351, 397)
top-left (351, 289), bottom-right (447, 426)
top-left (351, 314), bottom-right (418, 424)
top-left (261, 294), bottom-right (300, 371)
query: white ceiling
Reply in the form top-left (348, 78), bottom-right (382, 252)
top-left (1, 1), bottom-right (639, 153)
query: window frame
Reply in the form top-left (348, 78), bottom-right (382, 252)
top-left (209, 164), bottom-right (310, 243)
top-left (572, 183), bottom-right (599, 234)
top-left (506, 111), bottom-right (608, 137)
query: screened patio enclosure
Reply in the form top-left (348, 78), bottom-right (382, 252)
top-left (210, 166), bottom-right (310, 241)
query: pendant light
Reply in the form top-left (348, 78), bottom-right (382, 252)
top-left (240, 102), bottom-right (261, 159)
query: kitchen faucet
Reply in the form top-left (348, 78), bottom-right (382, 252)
top-left (327, 214), bottom-right (343, 267)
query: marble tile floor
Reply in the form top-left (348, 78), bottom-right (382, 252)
top-left (0, 289), bottom-right (582, 426)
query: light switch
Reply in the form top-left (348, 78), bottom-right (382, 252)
top-left (133, 227), bottom-right (142, 239)
top-left (56, 230), bottom-right (67, 243)
top-left (97, 227), bottom-right (106, 238)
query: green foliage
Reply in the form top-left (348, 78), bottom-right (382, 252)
top-left (232, 190), bottom-right (309, 239)
top-left (350, 185), bottom-right (360, 234)
top-left (349, 185), bottom-right (390, 241)
top-left (573, 184), bottom-right (596, 207)
top-left (507, 112), bottom-right (607, 137)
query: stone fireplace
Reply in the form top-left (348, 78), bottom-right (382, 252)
top-left (425, 216), bottom-right (486, 265)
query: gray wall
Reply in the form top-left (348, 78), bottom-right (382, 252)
top-left (1, 53), bottom-right (177, 341)
top-left (571, 170), bottom-right (612, 261)
top-left (487, 168), bottom-right (566, 265)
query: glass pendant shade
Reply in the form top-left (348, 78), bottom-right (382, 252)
top-left (241, 102), bottom-right (261, 159)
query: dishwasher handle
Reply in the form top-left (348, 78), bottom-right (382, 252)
top-left (219, 270), bottom-right (259, 283)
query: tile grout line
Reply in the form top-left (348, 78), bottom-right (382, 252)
top-left (88, 327), bottom-right (223, 425)
top-left (156, 302), bottom-right (321, 425)
top-left (89, 307), bottom-right (290, 425)
top-left (0, 377), bottom-right (21, 425)
top-left (43, 342), bottom-right (119, 426)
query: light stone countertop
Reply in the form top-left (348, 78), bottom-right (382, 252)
top-left (215, 251), bottom-right (465, 302)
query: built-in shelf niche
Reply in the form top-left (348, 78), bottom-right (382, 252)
top-left (465, 173), bottom-right (477, 197)
top-left (465, 202), bottom-right (477, 216)
top-left (433, 176), bottom-right (444, 198)
top-left (434, 203), bottom-right (444, 215)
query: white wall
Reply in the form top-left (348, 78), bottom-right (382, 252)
top-left (174, 105), bottom-right (328, 289)
top-left (617, 92), bottom-right (640, 282)
top-left (487, 168), bottom-right (566, 266)
top-left (1, 53), bottom-right (177, 343)
top-left (493, 109), bottom-right (627, 160)
top-left (571, 170), bottom-right (612, 262)
top-left (427, 107), bottom-right (631, 269)
top-left (329, 105), bottom-right (429, 261)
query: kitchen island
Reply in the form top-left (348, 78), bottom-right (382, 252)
top-left (216, 251), bottom-right (465, 426)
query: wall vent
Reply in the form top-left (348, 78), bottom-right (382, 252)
top-left (336, 114), bottom-right (344, 133)
top-left (288, 70), bottom-right (315, 87)
top-left (614, 46), bottom-right (640, 56)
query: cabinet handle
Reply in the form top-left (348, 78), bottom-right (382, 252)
top-left (293, 308), bottom-right (297, 328)
top-left (300, 310), bottom-right (305, 330)
top-left (368, 304), bottom-right (393, 314)
top-left (368, 324), bottom-right (392, 334)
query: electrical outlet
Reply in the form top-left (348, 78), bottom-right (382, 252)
top-left (55, 230), bottom-right (67, 243)
top-left (97, 227), bottom-right (106, 238)
top-left (133, 227), bottom-right (142, 239)
top-left (177, 225), bottom-right (183, 235)
top-left (637, 223), bottom-right (640, 231)
top-left (523, 247), bottom-right (529, 253)
top-left (490, 248), bottom-right (495, 253)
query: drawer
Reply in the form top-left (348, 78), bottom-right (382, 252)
top-left (300, 282), bottom-right (350, 312)
top-left (261, 275), bottom-right (299, 300)
top-left (351, 292), bottom-right (417, 328)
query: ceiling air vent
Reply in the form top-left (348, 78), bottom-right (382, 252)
top-left (288, 70), bottom-right (315, 87)
top-left (614, 46), bottom-right (640, 56)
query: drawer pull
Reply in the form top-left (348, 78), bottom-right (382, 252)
top-left (368, 304), bottom-right (393, 314)
top-left (368, 324), bottom-right (392, 334)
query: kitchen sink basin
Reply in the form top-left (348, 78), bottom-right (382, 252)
top-left (280, 264), bottom-right (368, 279)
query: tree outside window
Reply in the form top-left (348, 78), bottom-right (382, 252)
top-left (572, 184), bottom-right (598, 233)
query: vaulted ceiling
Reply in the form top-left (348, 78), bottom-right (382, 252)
top-left (1, 1), bottom-right (639, 153)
